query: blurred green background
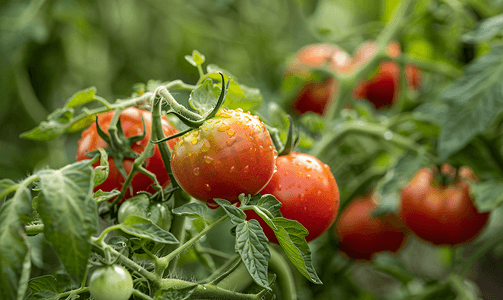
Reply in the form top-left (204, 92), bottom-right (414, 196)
top-left (0, 0), bottom-right (407, 180)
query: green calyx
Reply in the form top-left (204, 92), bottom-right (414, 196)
top-left (85, 109), bottom-right (147, 181)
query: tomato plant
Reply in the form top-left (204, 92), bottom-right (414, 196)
top-left (400, 165), bottom-right (490, 246)
top-left (117, 194), bottom-right (172, 231)
top-left (6, 1), bottom-right (503, 300)
top-left (246, 152), bottom-right (339, 243)
top-left (76, 107), bottom-right (178, 200)
top-left (170, 108), bottom-right (277, 208)
top-left (89, 265), bottom-right (133, 300)
top-left (335, 194), bottom-right (406, 260)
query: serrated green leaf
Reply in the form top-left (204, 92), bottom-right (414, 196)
top-left (36, 161), bottom-right (98, 284)
top-left (213, 198), bottom-right (246, 225)
top-left (155, 284), bottom-right (197, 300)
top-left (120, 216), bottom-right (179, 244)
top-left (172, 202), bottom-right (207, 219)
top-left (256, 195), bottom-right (282, 218)
top-left (64, 87), bottom-right (97, 108)
top-left (28, 275), bottom-right (59, 294)
top-left (0, 178), bottom-right (17, 199)
top-left (463, 14), bottom-right (503, 43)
top-left (188, 79), bottom-right (220, 115)
top-left (374, 153), bottom-right (429, 216)
top-left (66, 113), bottom-right (96, 133)
top-left (0, 188), bottom-right (33, 300)
top-left (93, 189), bottom-right (120, 203)
top-left (472, 179), bottom-right (503, 212)
top-left (224, 81), bottom-right (262, 112)
top-left (20, 107), bottom-right (74, 141)
top-left (372, 254), bottom-right (414, 285)
top-left (235, 220), bottom-right (271, 290)
top-left (27, 290), bottom-right (58, 300)
top-left (438, 47), bottom-right (503, 161)
top-left (271, 218), bottom-right (321, 284)
top-left (92, 149), bottom-right (109, 188)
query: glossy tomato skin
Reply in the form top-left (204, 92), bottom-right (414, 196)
top-left (287, 44), bottom-right (352, 115)
top-left (335, 194), bottom-right (406, 260)
top-left (246, 152), bottom-right (339, 243)
top-left (170, 109), bottom-right (276, 208)
top-left (400, 166), bottom-right (490, 246)
top-left (76, 107), bottom-right (178, 200)
top-left (89, 265), bottom-right (133, 300)
top-left (117, 194), bottom-right (172, 231)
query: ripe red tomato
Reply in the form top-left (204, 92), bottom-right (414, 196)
top-left (246, 152), bottom-right (339, 243)
top-left (170, 108), bottom-right (276, 208)
top-left (76, 107), bottom-right (179, 200)
top-left (335, 194), bottom-right (406, 260)
top-left (400, 165), bottom-right (490, 246)
top-left (287, 43), bottom-right (352, 115)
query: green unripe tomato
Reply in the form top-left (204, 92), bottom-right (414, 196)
top-left (118, 194), bottom-right (172, 231)
top-left (89, 265), bottom-right (133, 300)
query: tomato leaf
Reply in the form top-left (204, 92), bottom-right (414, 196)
top-left (26, 290), bottom-right (58, 300)
top-left (64, 87), bottom-right (97, 108)
top-left (256, 195), bottom-right (283, 218)
top-left (438, 46), bottom-right (503, 161)
top-left (154, 284), bottom-right (197, 300)
top-left (92, 149), bottom-right (109, 188)
top-left (20, 107), bottom-right (74, 141)
top-left (0, 178), bottom-right (18, 199)
top-left (119, 216), bottom-right (179, 244)
top-left (213, 198), bottom-right (246, 226)
top-left (0, 188), bottom-right (32, 300)
top-left (471, 179), bottom-right (503, 212)
top-left (93, 189), bottom-right (121, 203)
top-left (463, 14), bottom-right (503, 43)
top-left (188, 79), bottom-right (220, 115)
top-left (172, 202), bottom-right (207, 221)
top-left (36, 161), bottom-right (98, 285)
top-left (27, 275), bottom-right (60, 295)
top-left (270, 217), bottom-right (322, 284)
top-left (235, 219), bottom-right (271, 290)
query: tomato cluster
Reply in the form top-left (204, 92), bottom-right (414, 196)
top-left (76, 107), bottom-right (178, 200)
top-left (335, 194), bottom-right (406, 260)
top-left (287, 41), bottom-right (422, 115)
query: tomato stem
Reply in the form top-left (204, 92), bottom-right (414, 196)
top-left (158, 215), bottom-right (229, 270)
top-left (269, 247), bottom-right (297, 300)
top-left (131, 289), bottom-right (154, 300)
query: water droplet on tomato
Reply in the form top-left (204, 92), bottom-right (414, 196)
top-left (191, 138), bottom-right (198, 144)
top-left (201, 140), bottom-right (211, 152)
top-left (306, 174), bottom-right (311, 179)
top-left (192, 131), bottom-right (199, 137)
top-left (317, 190), bottom-right (322, 196)
top-left (277, 184), bottom-right (282, 191)
top-left (297, 171), bottom-right (303, 177)
top-left (218, 122), bottom-right (230, 132)
top-left (227, 136), bottom-right (237, 147)
top-left (230, 166), bottom-right (235, 172)
top-left (205, 184), bottom-right (211, 191)
top-left (227, 129), bottom-right (235, 136)
top-left (204, 156), bottom-right (214, 164)
top-left (193, 167), bottom-right (200, 176)
top-left (243, 165), bottom-right (249, 173)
